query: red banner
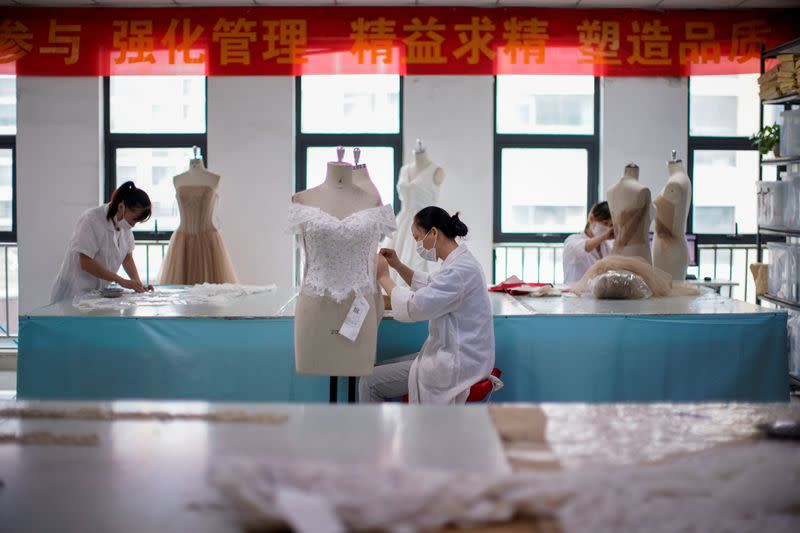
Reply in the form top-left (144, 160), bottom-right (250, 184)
top-left (1, 7), bottom-right (797, 77)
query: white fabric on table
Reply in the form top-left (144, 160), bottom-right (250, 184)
top-left (212, 441), bottom-right (800, 533)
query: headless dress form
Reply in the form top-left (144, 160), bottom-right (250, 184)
top-left (291, 162), bottom-right (395, 376)
top-left (160, 159), bottom-right (237, 284)
top-left (383, 149), bottom-right (445, 279)
top-left (351, 163), bottom-right (387, 325)
top-left (607, 164), bottom-right (654, 265)
top-left (653, 160), bottom-right (692, 281)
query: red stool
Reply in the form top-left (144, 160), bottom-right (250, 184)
top-left (402, 368), bottom-right (503, 403)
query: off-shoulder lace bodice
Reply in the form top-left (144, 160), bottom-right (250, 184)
top-left (289, 203), bottom-right (396, 302)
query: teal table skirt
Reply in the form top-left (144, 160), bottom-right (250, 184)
top-left (17, 313), bottom-right (788, 403)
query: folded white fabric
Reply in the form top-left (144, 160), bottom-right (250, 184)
top-left (211, 441), bottom-right (800, 533)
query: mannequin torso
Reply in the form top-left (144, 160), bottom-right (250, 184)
top-left (352, 165), bottom-right (384, 206)
top-left (291, 162), bottom-right (389, 376)
top-left (607, 164), bottom-right (654, 264)
top-left (412, 150), bottom-right (445, 186)
top-left (653, 161), bottom-right (692, 280)
top-left (173, 159), bottom-right (221, 189)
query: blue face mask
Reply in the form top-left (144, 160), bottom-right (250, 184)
top-left (415, 230), bottom-right (437, 262)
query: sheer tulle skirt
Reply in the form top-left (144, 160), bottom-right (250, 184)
top-left (159, 229), bottom-right (237, 285)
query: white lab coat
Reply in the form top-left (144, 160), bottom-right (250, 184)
top-left (50, 204), bottom-right (135, 303)
top-left (391, 245), bottom-right (495, 404)
top-left (562, 232), bottom-right (613, 284)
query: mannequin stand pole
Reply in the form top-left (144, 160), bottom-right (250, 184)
top-left (328, 377), bottom-right (358, 403)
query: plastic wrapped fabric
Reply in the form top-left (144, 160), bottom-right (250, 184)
top-left (588, 270), bottom-right (653, 299)
top-left (788, 310), bottom-right (800, 377)
top-left (571, 255), bottom-right (699, 298)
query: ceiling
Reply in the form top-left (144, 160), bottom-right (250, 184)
top-left (2, 0), bottom-right (799, 8)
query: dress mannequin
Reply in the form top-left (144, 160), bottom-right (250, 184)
top-left (653, 152), bottom-right (692, 281)
top-left (351, 147), bottom-right (383, 205)
top-left (383, 139), bottom-right (445, 280)
top-left (291, 149), bottom-right (394, 376)
top-left (607, 164), bottom-right (654, 265)
top-left (159, 147), bottom-right (237, 284)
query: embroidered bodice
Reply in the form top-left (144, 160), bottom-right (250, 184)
top-left (176, 186), bottom-right (218, 235)
top-left (289, 203), bottom-right (396, 302)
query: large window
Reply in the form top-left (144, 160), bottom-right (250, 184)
top-left (104, 76), bottom-right (207, 239)
top-left (0, 75), bottom-right (15, 241)
top-left (688, 74), bottom-right (779, 238)
top-left (494, 75), bottom-right (599, 241)
top-left (0, 75), bottom-right (16, 338)
top-left (296, 75), bottom-right (402, 208)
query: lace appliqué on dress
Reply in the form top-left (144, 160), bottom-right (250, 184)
top-left (289, 204), bottom-right (396, 303)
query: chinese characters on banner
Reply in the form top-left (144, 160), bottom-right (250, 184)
top-left (0, 7), bottom-right (796, 76)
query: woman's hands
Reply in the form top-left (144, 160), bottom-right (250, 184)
top-left (118, 279), bottom-right (153, 293)
top-left (379, 248), bottom-right (402, 270)
top-left (375, 253), bottom-right (391, 283)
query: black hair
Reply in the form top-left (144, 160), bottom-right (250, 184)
top-left (585, 201), bottom-right (611, 232)
top-left (413, 206), bottom-right (468, 239)
top-left (107, 181), bottom-right (152, 223)
top-left (590, 201), bottom-right (611, 222)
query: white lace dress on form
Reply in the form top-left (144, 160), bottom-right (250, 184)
top-left (289, 203), bottom-right (396, 302)
top-left (211, 441), bottom-right (800, 533)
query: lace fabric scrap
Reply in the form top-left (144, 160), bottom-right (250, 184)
top-left (212, 442), bottom-right (800, 533)
top-left (72, 283), bottom-right (276, 310)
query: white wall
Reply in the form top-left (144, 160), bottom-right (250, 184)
top-left (17, 77), bottom-right (103, 313)
top-left (601, 77), bottom-right (689, 197)
top-left (207, 77), bottom-right (295, 289)
top-left (14, 75), bottom-right (694, 308)
top-left (404, 76), bottom-right (495, 277)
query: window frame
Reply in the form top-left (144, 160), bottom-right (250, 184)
top-left (492, 76), bottom-right (601, 244)
top-left (0, 133), bottom-right (15, 243)
top-left (685, 75), bottom-right (786, 247)
top-left (294, 76), bottom-right (404, 210)
top-left (103, 76), bottom-right (208, 242)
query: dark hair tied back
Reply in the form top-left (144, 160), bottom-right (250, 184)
top-left (107, 181), bottom-right (152, 223)
top-left (414, 206), bottom-right (469, 240)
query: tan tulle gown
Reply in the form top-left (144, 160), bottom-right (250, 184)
top-left (159, 186), bottom-right (237, 284)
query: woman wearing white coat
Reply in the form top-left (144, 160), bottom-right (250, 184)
top-left (562, 201), bottom-right (615, 285)
top-left (360, 206), bottom-right (496, 404)
top-left (50, 181), bottom-right (154, 303)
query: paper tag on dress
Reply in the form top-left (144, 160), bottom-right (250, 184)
top-left (338, 295), bottom-right (370, 342)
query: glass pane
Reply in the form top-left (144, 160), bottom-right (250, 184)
top-left (110, 76), bottom-right (205, 133)
top-left (305, 146), bottom-right (395, 208)
top-left (500, 148), bottom-right (588, 234)
top-left (115, 148), bottom-right (195, 232)
top-left (0, 244), bottom-right (19, 337)
top-left (692, 150), bottom-right (759, 234)
top-left (0, 149), bottom-right (11, 232)
top-left (690, 74), bottom-right (761, 137)
top-left (496, 75), bottom-right (594, 135)
top-left (0, 75), bottom-right (15, 135)
top-left (301, 75), bottom-right (400, 134)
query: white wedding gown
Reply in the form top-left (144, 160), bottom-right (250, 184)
top-left (383, 163), bottom-right (442, 280)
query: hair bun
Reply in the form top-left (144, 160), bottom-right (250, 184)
top-left (450, 212), bottom-right (469, 238)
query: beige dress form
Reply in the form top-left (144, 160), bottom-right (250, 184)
top-left (653, 160), bottom-right (692, 281)
top-left (159, 185), bottom-right (237, 284)
top-left (291, 162), bottom-right (395, 376)
top-left (607, 164), bottom-right (654, 265)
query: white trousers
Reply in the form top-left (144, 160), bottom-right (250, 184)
top-left (358, 354), bottom-right (416, 403)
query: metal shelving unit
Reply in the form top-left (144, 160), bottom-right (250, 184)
top-left (758, 37), bottom-right (800, 389)
top-left (760, 156), bottom-right (800, 166)
top-left (760, 293), bottom-right (800, 312)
